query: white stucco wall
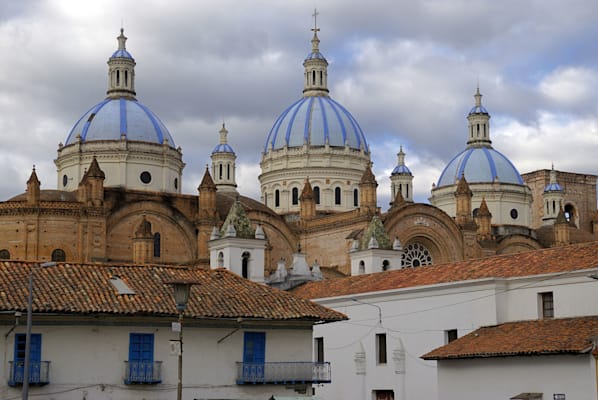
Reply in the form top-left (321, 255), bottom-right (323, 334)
top-left (0, 323), bottom-right (315, 400)
top-left (436, 355), bottom-right (596, 400)
top-left (312, 270), bottom-right (598, 400)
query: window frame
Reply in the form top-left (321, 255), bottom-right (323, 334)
top-left (376, 333), bottom-right (387, 364)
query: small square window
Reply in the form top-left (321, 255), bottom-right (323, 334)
top-left (539, 292), bottom-right (554, 319)
top-left (445, 329), bottom-right (458, 343)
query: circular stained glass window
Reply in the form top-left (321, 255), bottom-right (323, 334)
top-left (140, 171), bottom-right (152, 184)
top-left (401, 243), bottom-right (433, 268)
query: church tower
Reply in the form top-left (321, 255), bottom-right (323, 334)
top-left (211, 123), bottom-right (237, 192)
top-left (390, 146), bottom-right (413, 204)
top-left (542, 166), bottom-right (564, 225)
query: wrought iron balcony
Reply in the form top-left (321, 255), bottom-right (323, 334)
top-left (236, 361), bottom-right (331, 384)
top-left (124, 361), bottom-right (162, 384)
top-left (8, 361), bottom-right (51, 386)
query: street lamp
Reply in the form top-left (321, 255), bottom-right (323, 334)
top-left (22, 261), bottom-right (56, 400)
top-left (351, 297), bottom-right (382, 325)
top-left (165, 280), bottom-right (199, 400)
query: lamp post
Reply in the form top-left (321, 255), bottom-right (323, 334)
top-left (22, 261), bottom-right (56, 400)
top-left (351, 297), bottom-right (382, 325)
top-left (165, 280), bottom-right (199, 400)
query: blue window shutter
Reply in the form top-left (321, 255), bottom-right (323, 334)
top-left (243, 332), bottom-right (265, 363)
top-left (129, 333), bottom-right (154, 362)
top-left (13, 333), bottom-right (42, 384)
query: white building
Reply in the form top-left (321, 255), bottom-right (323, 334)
top-left (291, 241), bottom-right (598, 400)
top-left (0, 262), bottom-right (345, 400)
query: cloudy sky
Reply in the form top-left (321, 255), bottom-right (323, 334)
top-left (1, 0), bottom-right (598, 208)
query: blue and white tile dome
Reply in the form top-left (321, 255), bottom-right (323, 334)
top-left (264, 96), bottom-right (369, 152)
top-left (392, 164), bottom-right (412, 175)
top-left (64, 98), bottom-right (175, 147)
top-left (437, 147), bottom-right (523, 187)
top-left (212, 143), bottom-right (235, 154)
top-left (544, 182), bottom-right (563, 192)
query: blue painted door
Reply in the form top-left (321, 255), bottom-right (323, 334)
top-left (128, 333), bottom-right (155, 383)
top-left (243, 332), bottom-right (265, 382)
top-left (13, 334), bottom-right (42, 384)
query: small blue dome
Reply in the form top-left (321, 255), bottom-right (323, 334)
top-left (111, 49), bottom-right (133, 59)
top-left (392, 165), bottom-right (412, 175)
top-left (306, 51), bottom-right (326, 60)
top-left (469, 105), bottom-right (488, 114)
top-left (264, 96), bottom-right (369, 152)
top-left (65, 98), bottom-right (175, 146)
top-left (544, 182), bottom-right (563, 192)
top-left (212, 143), bottom-right (235, 154)
top-left (437, 147), bottom-right (523, 187)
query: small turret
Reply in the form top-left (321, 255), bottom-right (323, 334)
top-left (390, 146), bottom-right (414, 204)
top-left (26, 166), bottom-right (40, 205)
top-left (455, 174), bottom-right (474, 227)
top-left (554, 206), bottom-right (570, 246)
top-left (542, 165), bottom-right (564, 226)
top-left (198, 166), bottom-right (218, 220)
top-left (466, 86), bottom-right (491, 147)
top-left (106, 29), bottom-right (136, 99)
top-left (476, 197), bottom-right (492, 240)
top-left (302, 9), bottom-right (329, 97)
top-left (300, 178), bottom-right (316, 220)
top-left (359, 163), bottom-right (378, 215)
top-left (211, 123), bottom-right (237, 192)
top-left (86, 157), bottom-right (105, 207)
top-left (133, 216), bottom-right (153, 263)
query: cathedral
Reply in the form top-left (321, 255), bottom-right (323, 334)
top-left (1, 26), bottom-right (597, 284)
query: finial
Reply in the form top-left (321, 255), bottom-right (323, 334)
top-left (474, 85), bottom-right (482, 107)
top-left (32, 164), bottom-right (36, 171)
top-left (312, 8), bottom-right (320, 34)
top-left (117, 28), bottom-right (127, 51)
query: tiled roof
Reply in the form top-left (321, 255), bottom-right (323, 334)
top-left (0, 261), bottom-right (346, 322)
top-left (291, 241), bottom-right (598, 299)
top-left (422, 316), bottom-right (598, 360)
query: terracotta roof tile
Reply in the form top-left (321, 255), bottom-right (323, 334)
top-left (0, 262), bottom-right (346, 322)
top-left (291, 241), bottom-right (598, 299)
top-left (422, 316), bottom-right (598, 360)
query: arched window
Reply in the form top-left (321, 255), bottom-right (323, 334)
top-left (353, 189), bottom-right (359, 207)
top-left (312, 70), bottom-right (316, 85)
top-left (0, 249), bottom-right (10, 259)
top-left (320, 71), bottom-right (323, 85)
top-left (218, 252), bottom-right (224, 268)
top-left (51, 249), bottom-right (66, 262)
top-left (335, 187), bottom-right (341, 205)
top-left (116, 70), bottom-right (120, 86)
top-left (275, 190), bottom-right (280, 207)
top-left (358, 261), bottom-right (365, 275)
top-left (382, 260), bottom-right (390, 271)
top-left (124, 70), bottom-right (128, 86)
top-left (292, 187), bottom-right (299, 205)
top-left (314, 186), bottom-right (320, 205)
top-left (564, 204), bottom-right (576, 224)
top-left (242, 251), bottom-right (250, 279)
top-left (153, 233), bottom-right (161, 258)
top-left (219, 164), bottom-right (223, 180)
top-left (227, 164), bottom-right (230, 180)
top-left (406, 184), bottom-right (409, 199)
top-left (552, 200), bottom-right (556, 214)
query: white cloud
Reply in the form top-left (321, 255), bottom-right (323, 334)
top-left (539, 67), bottom-right (598, 105)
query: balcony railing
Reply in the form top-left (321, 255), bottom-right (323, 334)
top-left (236, 361), bottom-right (331, 384)
top-left (124, 361), bottom-right (162, 384)
top-left (8, 361), bottom-right (51, 386)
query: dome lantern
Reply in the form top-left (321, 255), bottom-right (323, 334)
top-left (107, 28), bottom-right (136, 99)
top-left (302, 9), bottom-right (329, 97)
top-left (466, 86), bottom-right (491, 147)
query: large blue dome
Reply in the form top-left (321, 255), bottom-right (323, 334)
top-left (264, 96), bottom-right (369, 152)
top-left (65, 98), bottom-right (175, 146)
top-left (437, 147), bottom-right (523, 187)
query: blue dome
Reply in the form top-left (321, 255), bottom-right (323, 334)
top-left (65, 98), bottom-right (175, 146)
top-left (437, 147), bottom-right (523, 187)
top-left (111, 49), bottom-right (133, 59)
top-left (544, 182), bottom-right (563, 192)
top-left (392, 165), bottom-right (412, 175)
top-left (306, 51), bottom-right (326, 60)
top-left (469, 105), bottom-right (488, 114)
top-left (212, 143), bottom-right (235, 154)
top-left (264, 96), bottom-right (369, 152)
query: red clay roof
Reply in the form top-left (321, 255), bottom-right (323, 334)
top-left (0, 261), bottom-right (346, 322)
top-left (422, 316), bottom-right (598, 360)
top-left (291, 241), bottom-right (598, 299)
